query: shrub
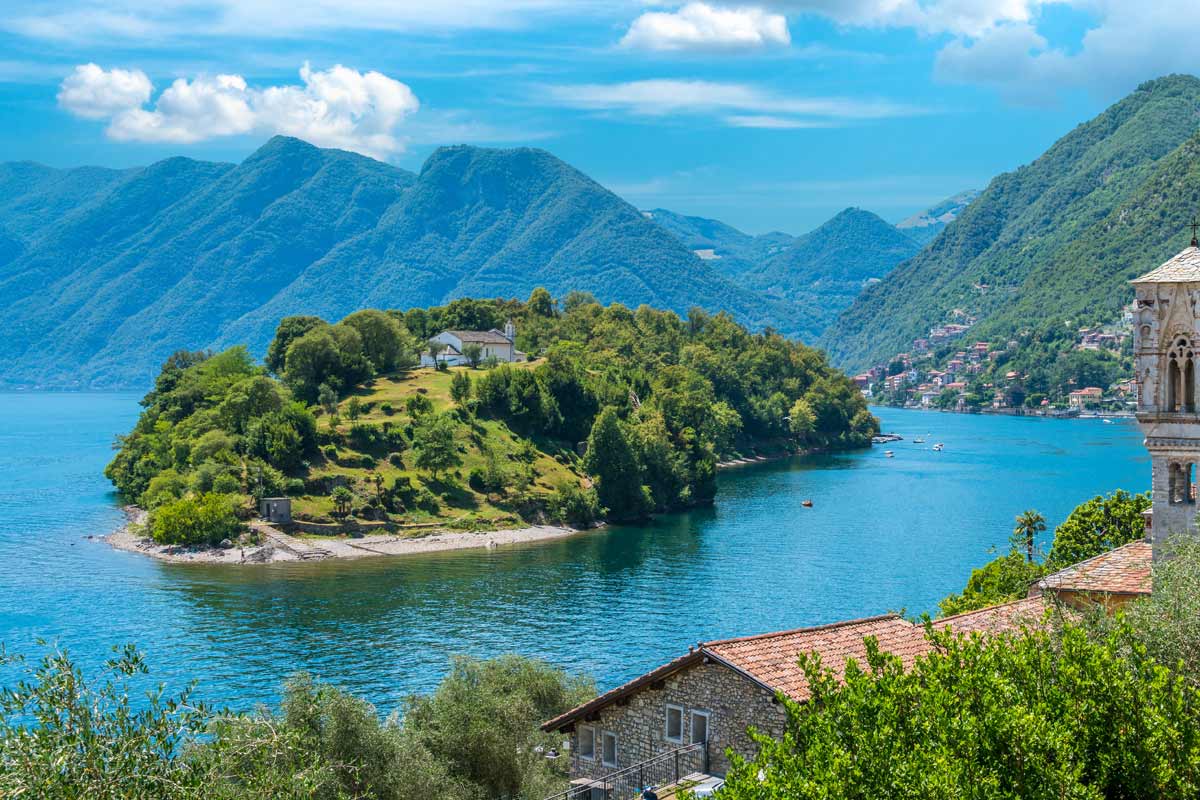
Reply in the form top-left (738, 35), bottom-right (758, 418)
top-left (150, 493), bottom-right (242, 546)
top-left (284, 478), bottom-right (307, 496)
top-left (141, 469), bottom-right (188, 510)
top-left (388, 453), bottom-right (404, 468)
top-left (380, 402), bottom-right (394, 415)
top-left (323, 445), bottom-right (338, 461)
top-left (546, 482), bottom-right (603, 527)
top-left (406, 394), bottom-right (434, 417)
top-left (211, 472), bottom-right (241, 495)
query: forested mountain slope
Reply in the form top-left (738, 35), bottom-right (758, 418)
top-left (0, 138), bottom-right (800, 388)
top-left (822, 74), bottom-right (1200, 371)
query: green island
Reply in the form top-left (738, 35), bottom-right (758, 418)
top-left (105, 289), bottom-right (876, 556)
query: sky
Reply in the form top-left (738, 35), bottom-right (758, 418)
top-left (2, 1), bottom-right (1199, 234)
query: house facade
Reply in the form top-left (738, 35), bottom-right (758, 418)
top-left (421, 320), bottom-right (525, 367)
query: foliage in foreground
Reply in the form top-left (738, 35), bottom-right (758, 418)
top-left (720, 620), bottom-right (1200, 799)
top-left (0, 648), bottom-right (591, 800)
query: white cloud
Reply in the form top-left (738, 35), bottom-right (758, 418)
top-left (544, 79), bottom-right (923, 126)
top-left (621, 3), bottom-right (790, 52)
top-left (768, 0), bottom-right (1037, 37)
top-left (724, 114), bottom-right (830, 128)
top-left (933, 1), bottom-right (1200, 102)
top-left (57, 63), bottom-right (152, 119)
top-left (61, 62), bottom-right (420, 158)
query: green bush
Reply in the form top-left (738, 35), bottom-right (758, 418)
top-left (380, 401), bottom-right (394, 415)
top-left (149, 493), bottom-right (242, 546)
top-left (546, 482), bottom-right (603, 527)
top-left (211, 473), bottom-right (241, 495)
top-left (284, 478), bottom-right (306, 496)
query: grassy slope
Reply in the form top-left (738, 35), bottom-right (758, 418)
top-left (292, 362), bottom-right (584, 531)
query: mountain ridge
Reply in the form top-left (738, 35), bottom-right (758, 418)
top-left (0, 137), bottom-right (806, 388)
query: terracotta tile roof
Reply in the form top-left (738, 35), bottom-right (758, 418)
top-left (1132, 246), bottom-right (1200, 283)
top-left (704, 615), bottom-right (928, 702)
top-left (931, 596), bottom-right (1051, 636)
top-left (1036, 540), bottom-right (1152, 597)
top-left (544, 542), bottom-right (1147, 733)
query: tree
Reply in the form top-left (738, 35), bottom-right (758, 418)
top-left (462, 342), bottom-right (483, 368)
top-left (347, 396), bottom-right (362, 421)
top-left (1013, 509), bottom-right (1046, 562)
top-left (282, 327), bottom-right (343, 404)
top-left (1047, 489), bottom-right (1151, 568)
top-left (428, 340), bottom-right (447, 366)
top-left (317, 382), bottom-right (338, 417)
top-left (341, 309), bottom-right (416, 373)
top-left (789, 398), bottom-right (817, 444)
top-left (583, 407), bottom-right (647, 520)
top-left (402, 655), bottom-right (594, 800)
top-left (0, 644), bottom-right (212, 799)
top-left (719, 623), bottom-right (1200, 799)
top-left (527, 287), bottom-right (555, 317)
top-left (450, 370), bottom-right (472, 406)
top-left (150, 492), bottom-right (243, 546)
top-left (412, 413), bottom-right (461, 479)
top-left (937, 550), bottom-right (1046, 616)
top-left (265, 315), bottom-right (325, 375)
top-left (331, 486), bottom-right (353, 516)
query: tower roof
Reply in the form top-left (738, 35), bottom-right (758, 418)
top-left (1132, 246), bottom-right (1200, 284)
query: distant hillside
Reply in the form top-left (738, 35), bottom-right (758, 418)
top-left (641, 208), bottom-right (793, 274)
top-left (0, 138), bottom-right (806, 388)
top-left (896, 190), bottom-right (979, 246)
top-left (822, 74), bottom-right (1200, 372)
top-left (648, 206), bottom-right (920, 334)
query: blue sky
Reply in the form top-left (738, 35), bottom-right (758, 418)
top-left (2, 1), bottom-right (1197, 233)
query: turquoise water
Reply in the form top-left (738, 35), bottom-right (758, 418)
top-left (0, 394), bottom-right (1150, 712)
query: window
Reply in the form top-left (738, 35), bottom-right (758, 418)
top-left (577, 726), bottom-right (595, 760)
top-left (690, 711), bottom-right (710, 745)
top-left (664, 704), bottom-right (683, 743)
top-left (602, 731), bottom-right (618, 767)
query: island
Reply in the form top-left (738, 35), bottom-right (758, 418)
top-left (104, 290), bottom-right (877, 564)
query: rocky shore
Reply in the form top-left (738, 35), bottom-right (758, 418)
top-left (104, 507), bottom-right (585, 565)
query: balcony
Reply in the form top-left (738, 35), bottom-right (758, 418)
top-left (545, 742), bottom-right (712, 800)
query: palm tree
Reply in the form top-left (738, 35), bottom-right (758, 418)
top-left (1012, 509), bottom-right (1046, 563)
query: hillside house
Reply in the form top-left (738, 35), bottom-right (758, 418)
top-left (543, 541), bottom-right (1153, 795)
top-left (422, 320), bottom-right (525, 367)
top-left (1068, 386), bottom-right (1104, 409)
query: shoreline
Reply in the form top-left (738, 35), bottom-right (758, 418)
top-left (104, 507), bottom-right (587, 565)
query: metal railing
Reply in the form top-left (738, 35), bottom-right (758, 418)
top-left (543, 741), bottom-right (709, 800)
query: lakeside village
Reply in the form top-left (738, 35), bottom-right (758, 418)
top-left (855, 306), bottom-right (1137, 416)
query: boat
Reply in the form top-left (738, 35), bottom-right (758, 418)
top-left (802, 499), bottom-right (813, 508)
top-left (914, 437), bottom-right (925, 444)
top-left (932, 443), bottom-right (944, 451)
top-left (884, 450), bottom-right (894, 458)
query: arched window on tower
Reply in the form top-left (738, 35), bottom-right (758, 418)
top-left (1167, 338), bottom-right (1196, 413)
top-left (1170, 462), bottom-right (1197, 505)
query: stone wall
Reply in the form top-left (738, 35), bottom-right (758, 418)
top-left (561, 660), bottom-right (786, 781)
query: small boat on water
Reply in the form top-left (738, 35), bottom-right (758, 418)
top-left (802, 499), bottom-right (813, 508)
top-left (884, 450), bottom-right (894, 458)
top-left (914, 437), bottom-right (925, 444)
top-left (932, 443), bottom-right (944, 452)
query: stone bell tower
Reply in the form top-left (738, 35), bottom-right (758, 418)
top-left (1133, 230), bottom-right (1200, 557)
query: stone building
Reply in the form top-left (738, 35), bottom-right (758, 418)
top-left (1132, 241), bottom-right (1200, 554)
top-left (543, 547), bottom-right (1153, 794)
top-left (422, 320), bottom-right (524, 367)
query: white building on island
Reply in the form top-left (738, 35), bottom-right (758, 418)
top-left (421, 319), bottom-right (525, 367)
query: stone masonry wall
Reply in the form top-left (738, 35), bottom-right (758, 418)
top-left (561, 660), bottom-right (787, 781)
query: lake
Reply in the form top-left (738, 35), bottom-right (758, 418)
top-left (0, 394), bottom-right (1150, 712)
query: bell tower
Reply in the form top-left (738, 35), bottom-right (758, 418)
top-left (1133, 227), bottom-right (1200, 557)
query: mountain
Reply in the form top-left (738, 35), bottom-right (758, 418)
top-left (640, 208), bottom-right (794, 274)
top-left (822, 74), bottom-right (1200, 372)
top-left (648, 206), bottom-right (920, 335)
top-left (0, 137), bottom-right (802, 388)
top-left (895, 190), bottom-right (980, 246)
